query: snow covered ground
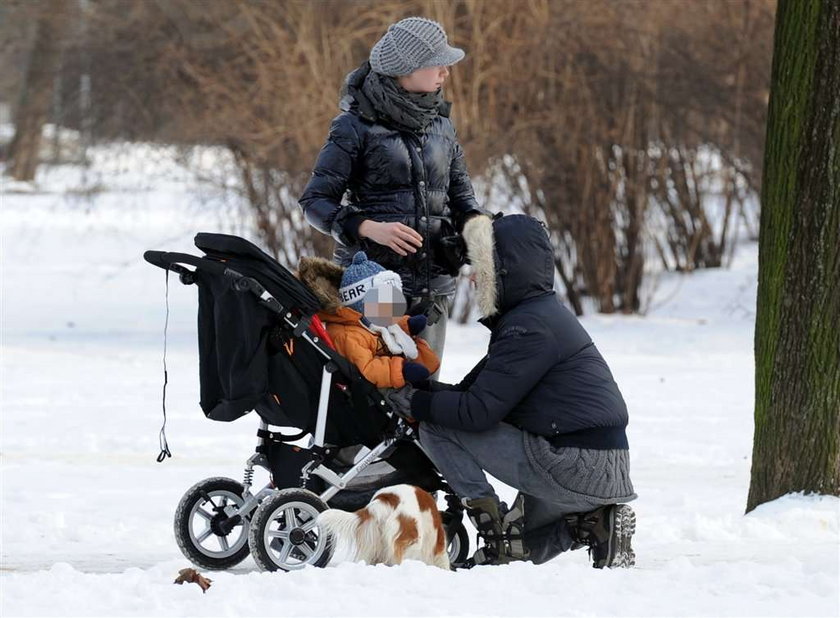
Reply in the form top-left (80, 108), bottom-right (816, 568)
top-left (1, 147), bottom-right (838, 617)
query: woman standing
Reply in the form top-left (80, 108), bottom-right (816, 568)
top-left (299, 17), bottom-right (489, 367)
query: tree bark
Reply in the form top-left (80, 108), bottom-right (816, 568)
top-left (7, 8), bottom-right (64, 182)
top-left (747, 0), bottom-right (840, 512)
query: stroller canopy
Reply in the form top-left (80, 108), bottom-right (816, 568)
top-left (145, 232), bottom-right (390, 447)
top-left (194, 233), bottom-right (321, 316)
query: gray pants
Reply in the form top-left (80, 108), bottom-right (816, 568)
top-left (419, 420), bottom-right (625, 562)
top-left (419, 420), bottom-right (604, 531)
top-left (408, 295), bottom-right (451, 380)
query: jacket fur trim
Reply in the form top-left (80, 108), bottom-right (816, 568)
top-left (297, 256), bottom-right (345, 313)
top-left (463, 215), bottom-right (498, 317)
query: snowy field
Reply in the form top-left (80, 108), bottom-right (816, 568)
top-left (1, 147), bottom-right (838, 617)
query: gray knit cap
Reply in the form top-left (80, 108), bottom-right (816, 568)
top-left (369, 17), bottom-right (465, 77)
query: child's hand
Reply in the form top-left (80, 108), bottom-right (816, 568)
top-left (407, 315), bottom-right (427, 336)
top-left (402, 361), bottom-right (430, 384)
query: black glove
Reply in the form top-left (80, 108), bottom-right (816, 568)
top-left (436, 233), bottom-right (468, 276)
top-left (407, 315), bottom-right (427, 336)
top-left (402, 361), bottom-right (430, 384)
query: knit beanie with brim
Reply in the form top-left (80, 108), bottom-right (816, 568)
top-left (339, 251), bottom-right (403, 314)
top-left (370, 17), bottom-right (465, 77)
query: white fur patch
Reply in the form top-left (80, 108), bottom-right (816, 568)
top-left (463, 216), bottom-right (498, 317)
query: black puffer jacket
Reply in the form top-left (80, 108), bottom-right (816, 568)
top-left (410, 215), bottom-right (630, 450)
top-left (298, 62), bottom-right (486, 299)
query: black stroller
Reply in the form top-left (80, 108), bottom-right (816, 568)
top-left (144, 233), bottom-right (469, 572)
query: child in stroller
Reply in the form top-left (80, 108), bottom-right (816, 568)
top-left (144, 233), bottom-right (469, 572)
top-left (299, 251), bottom-right (439, 392)
top-left (297, 251), bottom-right (439, 460)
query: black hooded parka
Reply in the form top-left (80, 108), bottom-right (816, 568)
top-left (410, 215), bottom-right (630, 450)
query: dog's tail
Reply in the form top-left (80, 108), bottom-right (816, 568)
top-left (317, 508), bottom-right (379, 563)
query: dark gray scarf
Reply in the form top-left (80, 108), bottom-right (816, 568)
top-left (340, 61), bottom-right (449, 133)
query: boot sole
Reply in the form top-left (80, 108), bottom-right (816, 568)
top-left (606, 504), bottom-right (636, 568)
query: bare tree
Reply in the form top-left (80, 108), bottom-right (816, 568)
top-left (7, 3), bottom-right (67, 181)
top-left (1, 0), bottom-right (777, 316)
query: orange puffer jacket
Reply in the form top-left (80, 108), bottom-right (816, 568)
top-left (319, 306), bottom-right (440, 389)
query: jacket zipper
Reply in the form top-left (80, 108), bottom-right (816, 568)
top-left (400, 132), bottom-right (432, 299)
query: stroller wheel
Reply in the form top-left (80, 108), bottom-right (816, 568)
top-left (174, 477), bottom-right (252, 570)
top-left (248, 488), bottom-right (332, 572)
top-left (442, 514), bottom-right (470, 568)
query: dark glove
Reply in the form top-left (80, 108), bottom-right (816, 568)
top-left (407, 314), bottom-right (427, 336)
top-left (385, 384), bottom-right (417, 421)
top-left (436, 233), bottom-right (468, 276)
top-left (402, 361), bottom-right (430, 384)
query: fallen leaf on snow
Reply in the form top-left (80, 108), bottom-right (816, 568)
top-left (173, 567), bottom-right (212, 593)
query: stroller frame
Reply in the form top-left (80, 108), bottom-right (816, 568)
top-left (145, 248), bottom-right (468, 571)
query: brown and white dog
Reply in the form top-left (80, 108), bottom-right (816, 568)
top-left (316, 484), bottom-right (450, 570)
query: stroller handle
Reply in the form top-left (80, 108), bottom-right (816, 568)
top-left (144, 249), bottom-right (290, 315)
top-left (144, 250), bottom-right (232, 281)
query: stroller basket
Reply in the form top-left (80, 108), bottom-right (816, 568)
top-left (144, 233), bottom-right (390, 448)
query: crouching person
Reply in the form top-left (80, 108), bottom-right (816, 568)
top-left (405, 214), bottom-right (637, 568)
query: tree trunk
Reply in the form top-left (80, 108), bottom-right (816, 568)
top-left (747, 0), bottom-right (840, 512)
top-left (7, 9), bottom-right (64, 182)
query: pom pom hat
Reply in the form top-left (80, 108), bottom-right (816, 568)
top-left (339, 252), bottom-right (403, 313)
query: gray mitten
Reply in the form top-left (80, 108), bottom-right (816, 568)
top-left (384, 384), bottom-right (417, 420)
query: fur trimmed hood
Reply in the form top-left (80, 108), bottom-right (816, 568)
top-left (463, 215), bottom-right (498, 318)
top-left (464, 214), bottom-right (555, 319)
top-left (297, 256), bottom-right (345, 313)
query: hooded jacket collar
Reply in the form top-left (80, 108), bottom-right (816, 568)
top-left (466, 215), bottom-right (555, 327)
top-left (297, 255), bottom-right (345, 312)
top-left (493, 215), bottom-right (555, 313)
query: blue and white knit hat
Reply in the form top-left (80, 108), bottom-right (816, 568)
top-left (339, 252), bottom-right (403, 313)
top-left (369, 17), bottom-right (465, 77)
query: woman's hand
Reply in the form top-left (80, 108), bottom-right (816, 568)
top-left (358, 220), bottom-right (423, 256)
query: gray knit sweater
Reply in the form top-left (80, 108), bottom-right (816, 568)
top-left (523, 433), bottom-right (637, 505)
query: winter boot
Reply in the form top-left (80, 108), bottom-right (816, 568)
top-left (501, 493), bottom-right (529, 561)
top-left (465, 497), bottom-right (518, 566)
top-left (568, 504), bottom-right (636, 569)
